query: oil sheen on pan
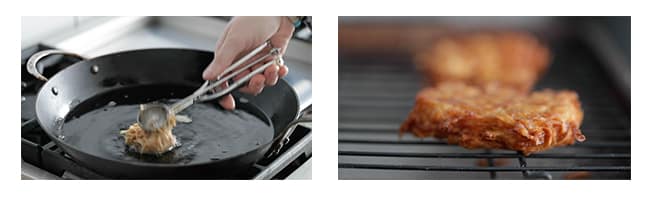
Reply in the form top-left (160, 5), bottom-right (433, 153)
top-left (61, 100), bottom-right (274, 164)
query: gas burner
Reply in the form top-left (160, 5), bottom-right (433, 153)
top-left (21, 17), bottom-right (311, 179)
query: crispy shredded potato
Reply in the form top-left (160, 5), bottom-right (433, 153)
top-left (415, 32), bottom-right (550, 92)
top-left (120, 114), bottom-right (177, 154)
top-left (400, 82), bottom-right (585, 155)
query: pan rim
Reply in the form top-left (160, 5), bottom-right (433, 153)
top-left (34, 48), bottom-right (300, 170)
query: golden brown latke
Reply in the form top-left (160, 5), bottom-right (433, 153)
top-left (399, 82), bottom-right (585, 155)
top-left (415, 32), bottom-right (550, 92)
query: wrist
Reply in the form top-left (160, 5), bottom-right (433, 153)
top-left (286, 16), bottom-right (306, 28)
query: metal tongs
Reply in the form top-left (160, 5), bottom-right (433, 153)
top-left (137, 41), bottom-right (283, 132)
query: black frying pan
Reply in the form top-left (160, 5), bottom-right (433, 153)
top-left (27, 48), bottom-right (309, 179)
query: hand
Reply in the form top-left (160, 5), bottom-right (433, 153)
top-left (203, 16), bottom-right (294, 110)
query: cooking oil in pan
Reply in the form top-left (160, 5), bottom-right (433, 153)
top-left (61, 97), bottom-right (274, 165)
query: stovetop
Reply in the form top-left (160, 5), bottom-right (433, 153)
top-left (21, 16), bottom-right (312, 179)
top-left (21, 44), bottom-right (311, 179)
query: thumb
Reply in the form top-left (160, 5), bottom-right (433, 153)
top-left (203, 34), bottom-right (244, 81)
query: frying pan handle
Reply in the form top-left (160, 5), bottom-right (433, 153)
top-left (266, 104), bottom-right (312, 158)
top-left (26, 49), bottom-right (84, 81)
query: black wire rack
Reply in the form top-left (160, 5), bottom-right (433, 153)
top-left (338, 39), bottom-right (630, 180)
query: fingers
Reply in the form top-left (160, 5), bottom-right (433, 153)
top-left (236, 60), bottom-right (286, 94)
top-left (238, 74), bottom-right (266, 95)
top-left (233, 62), bottom-right (266, 94)
top-left (218, 82), bottom-right (236, 110)
top-left (219, 94), bottom-right (236, 110)
top-left (205, 16), bottom-right (294, 107)
top-left (264, 63), bottom-right (279, 86)
top-left (265, 16), bottom-right (291, 82)
top-left (216, 62), bottom-right (279, 109)
top-left (278, 64), bottom-right (289, 78)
